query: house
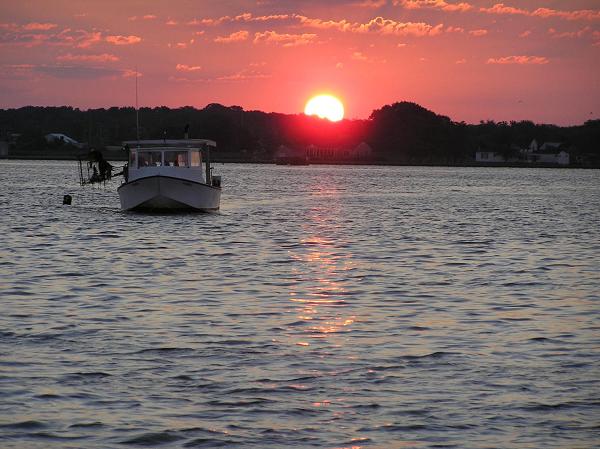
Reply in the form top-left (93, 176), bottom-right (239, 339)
top-left (524, 140), bottom-right (570, 165)
top-left (475, 150), bottom-right (505, 162)
top-left (306, 142), bottom-right (373, 161)
top-left (45, 133), bottom-right (83, 148)
top-left (274, 145), bottom-right (308, 165)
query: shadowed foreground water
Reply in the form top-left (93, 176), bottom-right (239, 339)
top-left (1, 160), bottom-right (599, 449)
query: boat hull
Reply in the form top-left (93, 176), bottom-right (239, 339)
top-left (117, 176), bottom-right (221, 212)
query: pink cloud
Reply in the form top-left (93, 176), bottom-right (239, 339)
top-left (446, 26), bottom-right (464, 33)
top-left (128, 15), bottom-right (157, 21)
top-left (23, 22), bottom-right (58, 31)
top-left (480, 3), bottom-right (528, 16)
top-left (299, 16), bottom-right (444, 37)
top-left (519, 30), bottom-right (532, 38)
top-left (548, 26), bottom-right (591, 39)
top-left (214, 30), bottom-right (249, 43)
top-left (532, 8), bottom-right (600, 21)
top-left (455, 58), bottom-right (466, 64)
top-left (176, 64), bottom-right (202, 72)
top-left (481, 3), bottom-right (600, 21)
top-left (253, 31), bottom-right (317, 47)
top-left (188, 13), bottom-right (292, 27)
top-left (469, 29), bottom-right (488, 36)
top-left (355, 0), bottom-right (387, 7)
top-left (397, 0), bottom-right (472, 12)
top-left (105, 35), bottom-right (141, 45)
top-left (166, 20), bottom-right (178, 26)
top-left (122, 69), bottom-right (140, 78)
top-left (57, 53), bottom-right (119, 62)
top-left (487, 55), bottom-right (549, 65)
top-left (216, 69), bottom-right (271, 81)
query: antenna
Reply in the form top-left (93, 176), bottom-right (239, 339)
top-left (135, 66), bottom-right (140, 143)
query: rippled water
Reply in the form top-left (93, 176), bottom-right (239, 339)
top-left (1, 160), bottom-right (599, 449)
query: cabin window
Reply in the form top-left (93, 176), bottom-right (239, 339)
top-left (190, 150), bottom-right (202, 167)
top-left (138, 151), bottom-right (162, 167)
top-left (129, 151), bottom-right (136, 166)
top-left (163, 151), bottom-right (189, 167)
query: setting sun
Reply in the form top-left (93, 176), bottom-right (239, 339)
top-left (304, 95), bottom-right (345, 122)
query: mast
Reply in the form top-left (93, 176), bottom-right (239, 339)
top-left (135, 66), bottom-right (140, 144)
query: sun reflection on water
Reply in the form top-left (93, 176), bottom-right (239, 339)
top-left (286, 208), bottom-right (358, 345)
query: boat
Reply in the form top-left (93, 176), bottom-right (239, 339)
top-left (117, 139), bottom-right (221, 212)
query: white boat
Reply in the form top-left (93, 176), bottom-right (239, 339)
top-left (117, 139), bottom-right (221, 212)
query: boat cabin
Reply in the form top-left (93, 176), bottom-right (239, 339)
top-left (123, 139), bottom-right (217, 185)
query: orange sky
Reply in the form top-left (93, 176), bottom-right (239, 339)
top-left (1, 0), bottom-right (598, 125)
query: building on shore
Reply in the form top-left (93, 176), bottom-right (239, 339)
top-left (475, 139), bottom-right (571, 165)
top-left (306, 142), bottom-right (373, 162)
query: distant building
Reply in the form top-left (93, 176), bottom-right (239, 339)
top-left (306, 142), bottom-right (373, 162)
top-left (45, 133), bottom-right (83, 148)
top-left (274, 145), bottom-right (308, 165)
top-left (524, 140), bottom-right (570, 165)
top-left (475, 150), bottom-right (505, 162)
top-left (476, 140), bottom-right (570, 165)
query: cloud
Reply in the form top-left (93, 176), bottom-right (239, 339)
top-left (128, 15), bottom-right (157, 21)
top-left (532, 8), bottom-right (600, 21)
top-left (480, 3), bottom-right (528, 16)
top-left (188, 13), bottom-right (293, 27)
top-left (122, 69), bottom-right (140, 78)
top-left (446, 26), bottom-right (464, 33)
top-left (192, 12), bottom-right (445, 38)
top-left (105, 35), bottom-right (141, 45)
top-left (56, 53), bottom-right (119, 62)
top-left (548, 26), bottom-right (591, 39)
top-left (214, 30), bottom-right (249, 43)
top-left (299, 16), bottom-right (444, 37)
top-left (23, 22), bottom-right (58, 31)
top-left (0, 27), bottom-right (103, 48)
top-left (481, 3), bottom-right (600, 21)
top-left (176, 64), bottom-right (202, 71)
top-left (469, 29), bottom-right (488, 36)
top-left (216, 69), bottom-right (271, 81)
top-left (352, 51), bottom-right (368, 60)
top-left (166, 19), bottom-right (178, 26)
top-left (354, 0), bottom-right (387, 7)
top-left (253, 31), bottom-right (317, 46)
top-left (519, 30), bottom-right (531, 38)
top-left (34, 64), bottom-right (123, 79)
top-left (396, 0), bottom-right (472, 12)
top-left (487, 55), bottom-right (549, 65)
top-left (455, 58), bottom-right (466, 64)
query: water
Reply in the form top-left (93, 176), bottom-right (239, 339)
top-left (1, 160), bottom-right (599, 449)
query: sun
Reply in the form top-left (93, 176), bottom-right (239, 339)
top-left (304, 95), bottom-right (345, 122)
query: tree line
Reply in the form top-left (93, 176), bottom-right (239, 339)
top-left (1, 102), bottom-right (598, 165)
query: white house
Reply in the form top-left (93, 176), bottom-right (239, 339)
top-left (524, 140), bottom-right (570, 165)
top-left (45, 133), bottom-right (81, 147)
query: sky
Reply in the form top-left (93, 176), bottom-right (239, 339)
top-left (0, 0), bottom-right (599, 125)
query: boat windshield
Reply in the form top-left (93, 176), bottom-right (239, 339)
top-left (138, 151), bottom-right (162, 168)
top-left (190, 150), bottom-right (201, 167)
top-left (163, 150), bottom-right (189, 167)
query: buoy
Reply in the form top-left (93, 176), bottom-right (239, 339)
top-left (63, 194), bottom-right (72, 205)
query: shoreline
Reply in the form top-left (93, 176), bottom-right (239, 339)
top-left (1, 156), bottom-right (597, 169)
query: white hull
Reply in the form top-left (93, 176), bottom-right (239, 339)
top-left (118, 176), bottom-right (221, 211)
